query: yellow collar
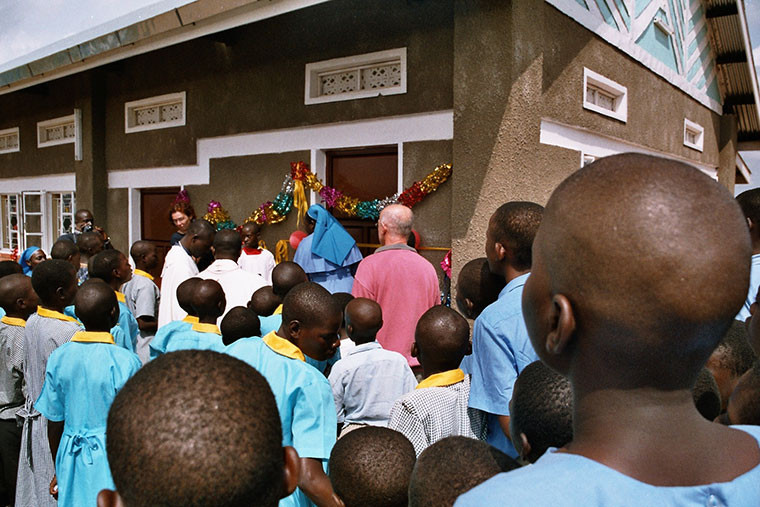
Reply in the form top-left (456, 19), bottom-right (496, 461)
top-left (133, 269), bottom-right (154, 281)
top-left (182, 315), bottom-right (200, 324)
top-left (37, 307), bottom-right (79, 324)
top-left (115, 291), bottom-right (126, 303)
top-left (191, 322), bottom-right (221, 335)
top-left (71, 331), bottom-right (115, 344)
top-left (416, 369), bottom-right (465, 389)
top-left (262, 331), bottom-right (305, 362)
top-left (0, 316), bottom-right (26, 327)
top-left (273, 304), bottom-right (283, 315)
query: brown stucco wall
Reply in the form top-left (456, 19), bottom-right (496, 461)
top-left (107, 188), bottom-right (129, 253)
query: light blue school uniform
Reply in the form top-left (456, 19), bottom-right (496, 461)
top-left (737, 254), bottom-right (760, 320)
top-left (0, 307), bottom-right (5, 319)
top-left (63, 298), bottom-right (137, 353)
top-left (150, 316), bottom-right (196, 359)
top-left (164, 322), bottom-right (225, 353)
top-left (34, 331), bottom-right (141, 507)
top-left (305, 349), bottom-right (341, 376)
top-left (259, 313), bottom-right (282, 337)
top-left (226, 331), bottom-right (336, 507)
top-left (466, 273), bottom-right (538, 458)
top-left (115, 292), bottom-right (139, 352)
top-left (456, 425), bottom-right (760, 506)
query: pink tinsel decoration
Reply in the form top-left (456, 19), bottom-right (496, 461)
top-left (319, 186), bottom-right (343, 208)
top-left (207, 200), bottom-right (222, 213)
top-left (440, 250), bottom-right (452, 278)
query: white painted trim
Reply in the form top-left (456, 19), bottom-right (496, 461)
top-left (74, 108), bottom-right (82, 161)
top-left (37, 114), bottom-right (76, 148)
top-left (128, 188), bottom-right (142, 247)
top-left (108, 110), bottom-right (453, 188)
top-left (397, 143), bottom-right (404, 194)
top-left (125, 91), bottom-right (187, 133)
top-left (736, 152), bottom-right (751, 184)
top-left (583, 67), bottom-right (628, 123)
top-left (539, 117), bottom-right (718, 178)
top-left (0, 127), bottom-right (20, 154)
top-left (683, 118), bottom-right (704, 152)
top-left (0, 173), bottom-right (76, 193)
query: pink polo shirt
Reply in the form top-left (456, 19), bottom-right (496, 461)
top-left (352, 244), bottom-right (439, 367)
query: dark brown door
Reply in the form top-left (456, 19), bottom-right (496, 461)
top-left (326, 146), bottom-right (398, 257)
top-left (141, 187), bottom-right (180, 286)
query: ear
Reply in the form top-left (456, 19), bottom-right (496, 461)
top-left (545, 294), bottom-right (575, 355)
top-left (411, 342), bottom-right (419, 358)
top-left (464, 298), bottom-right (476, 319)
top-left (96, 489), bottom-right (125, 507)
top-left (519, 433), bottom-right (532, 462)
top-left (210, 246), bottom-right (216, 255)
top-left (494, 241), bottom-right (508, 263)
top-left (287, 319), bottom-right (301, 341)
top-left (54, 286), bottom-right (66, 301)
top-left (748, 217), bottom-right (754, 231)
top-left (281, 446), bottom-right (300, 498)
top-left (346, 323), bottom-right (354, 336)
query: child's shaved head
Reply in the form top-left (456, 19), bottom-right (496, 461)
top-left (272, 262), bottom-right (308, 298)
top-left (329, 427), bottom-right (416, 507)
top-left (345, 298), bottom-right (383, 344)
top-left (414, 306), bottom-right (470, 372)
top-left (0, 261), bottom-right (23, 279)
top-left (249, 286), bottom-right (281, 317)
top-left (77, 231), bottom-right (104, 256)
top-left (726, 361), bottom-right (760, 425)
top-left (409, 436), bottom-right (518, 507)
top-left (104, 350), bottom-right (294, 507)
top-left (0, 273), bottom-right (37, 319)
top-left (31, 259), bottom-right (77, 306)
top-left (706, 320), bottom-right (756, 410)
top-left (176, 278), bottom-right (201, 316)
top-left (75, 279), bottom-right (119, 331)
top-left (456, 257), bottom-right (506, 319)
top-left (191, 279), bottom-right (226, 320)
top-left (281, 282), bottom-right (341, 361)
top-left (692, 367), bottom-right (721, 421)
top-left (221, 306), bottom-right (261, 346)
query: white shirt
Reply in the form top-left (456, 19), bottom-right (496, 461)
top-left (158, 244), bottom-right (199, 328)
top-left (199, 259), bottom-right (268, 324)
top-left (328, 341), bottom-right (417, 427)
top-left (238, 248), bottom-right (276, 285)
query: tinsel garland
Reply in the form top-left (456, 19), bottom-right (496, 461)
top-left (244, 161), bottom-right (452, 225)
top-left (203, 200), bottom-right (237, 231)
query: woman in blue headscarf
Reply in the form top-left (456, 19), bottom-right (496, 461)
top-left (293, 204), bottom-right (363, 294)
top-left (18, 246), bottom-right (46, 276)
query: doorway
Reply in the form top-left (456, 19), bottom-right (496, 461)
top-left (140, 187), bottom-right (180, 283)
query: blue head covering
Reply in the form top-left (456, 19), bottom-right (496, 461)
top-left (18, 246), bottom-right (40, 276)
top-left (307, 204), bottom-right (357, 266)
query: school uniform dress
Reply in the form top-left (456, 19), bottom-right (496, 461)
top-left (0, 316), bottom-right (26, 504)
top-left (389, 369), bottom-right (486, 457)
top-left (198, 259), bottom-right (267, 324)
top-left (738, 253), bottom-right (760, 320)
top-left (328, 341), bottom-right (417, 429)
top-left (455, 425), bottom-right (760, 506)
top-left (258, 305), bottom-right (283, 337)
top-left (16, 308), bottom-right (80, 507)
top-left (122, 269), bottom-right (160, 364)
top-left (149, 315), bottom-right (198, 360)
top-left (158, 244), bottom-right (199, 327)
top-left (164, 322), bottom-right (225, 353)
top-left (226, 331), bottom-right (336, 507)
top-left (35, 331), bottom-right (141, 507)
top-left (465, 273), bottom-right (538, 457)
top-left (238, 247), bottom-right (276, 285)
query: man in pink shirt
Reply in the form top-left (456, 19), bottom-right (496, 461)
top-left (352, 204), bottom-right (439, 369)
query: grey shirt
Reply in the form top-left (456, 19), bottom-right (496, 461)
top-left (0, 318), bottom-right (25, 420)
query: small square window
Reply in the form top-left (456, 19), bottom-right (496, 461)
top-left (583, 68), bottom-right (627, 123)
top-left (37, 115), bottom-right (76, 148)
top-left (125, 92), bottom-right (186, 133)
top-left (0, 128), bottom-right (20, 154)
top-left (683, 119), bottom-right (704, 152)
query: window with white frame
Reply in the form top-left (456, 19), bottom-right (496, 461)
top-left (0, 195), bottom-right (20, 253)
top-left (0, 128), bottom-right (20, 154)
top-left (125, 92), bottom-right (186, 133)
top-left (0, 191), bottom-right (75, 255)
top-left (583, 68), bottom-right (628, 123)
top-left (38, 114), bottom-right (76, 148)
top-left (305, 48), bottom-right (407, 105)
top-left (683, 118), bottom-right (704, 152)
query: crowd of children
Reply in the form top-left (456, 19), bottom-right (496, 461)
top-left (0, 153), bottom-right (759, 506)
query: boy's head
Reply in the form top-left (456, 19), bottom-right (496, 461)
top-left (692, 367), bottom-right (722, 421)
top-left (100, 350), bottom-right (299, 507)
top-left (31, 259), bottom-right (78, 309)
top-left (455, 257), bottom-right (506, 319)
top-left (344, 298), bottom-right (383, 345)
top-left (89, 250), bottom-right (133, 287)
top-left (191, 279), bottom-right (226, 321)
top-left (329, 427), bottom-right (416, 507)
top-left (705, 320), bottom-right (756, 411)
top-left (212, 229), bottom-right (242, 261)
top-left (248, 286), bottom-right (281, 317)
top-left (736, 188), bottom-right (760, 247)
top-left (725, 361), bottom-right (760, 425)
top-left (221, 306), bottom-right (261, 346)
top-left (241, 222), bottom-right (261, 249)
top-left (176, 278), bottom-right (201, 316)
top-left (0, 261), bottom-right (23, 279)
top-left (74, 279), bottom-right (119, 331)
top-left (523, 153), bottom-right (750, 392)
top-left (50, 240), bottom-right (81, 271)
top-left (333, 292), bottom-right (355, 340)
top-left (408, 436), bottom-right (519, 507)
top-left (413, 306), bottom-right (470, 374)
top-left (509, 361), bottom-right (573, 463)
top-left (485, 202), bottom-right (543, 276)
top-left (272, 261), bottom-right (308, 298)
top-left (280, 282), bottom-right (340, 361)
top-left (180, 220), bottom-right (215, 258)
top-left (0, 273), bottom-right (38, 319)
top-left (77, 231), bottom-right (105, 258)
top-left (129, 241), bottom-right (158, 271)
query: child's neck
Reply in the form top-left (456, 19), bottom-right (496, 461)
top-left (350, 337), bottom-right (376, 346)
top-left (135, 264), bottom-right (151, 272)
top-left (84, 326), bottom-right (111, 333)
top-left (40, 301), bottom-right (67, 313)
top-left (421, 362), bottom-right (460, 379)
top-left (197, 315), bottom-right (218, 325)
top-left (3, 310), bottom-right (29, 320)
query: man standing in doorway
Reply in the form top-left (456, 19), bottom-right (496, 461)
top-left (352, 204), bottom-right (439, 370)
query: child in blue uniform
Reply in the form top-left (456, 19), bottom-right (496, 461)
top-left (220, 306), bottom-right (260, 346)
top-left (35, 280), bottom-right (141, 507)
top-left (458, 154), bottom-right (760, 505)
top-left (165, 279), bottom-right (225, 352)
top-left (226, 281), bottom-right (340, 506)
top-left (150, 277), bottom-right (200, 359)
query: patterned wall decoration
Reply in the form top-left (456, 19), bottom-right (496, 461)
top-left (548, 0), bottom-right (722, 113)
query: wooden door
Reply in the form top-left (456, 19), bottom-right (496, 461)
top-left (326, 147), bottom-right (397, 257)
top-left (140, 187), bottom-right (180, 285)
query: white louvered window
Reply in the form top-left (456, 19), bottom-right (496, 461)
top-left (583, 68), bottom-right (627, 123)
top-left (125, 92), bottom-right (186, 133)
top-left (38, 115), bottom-right (76, 148)
top-left (306, 48), bottom-right (407, 105)
top-left (0, 128), bottom-right (20, 154)
top-left (683, 118), bottom-right (704, 152)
